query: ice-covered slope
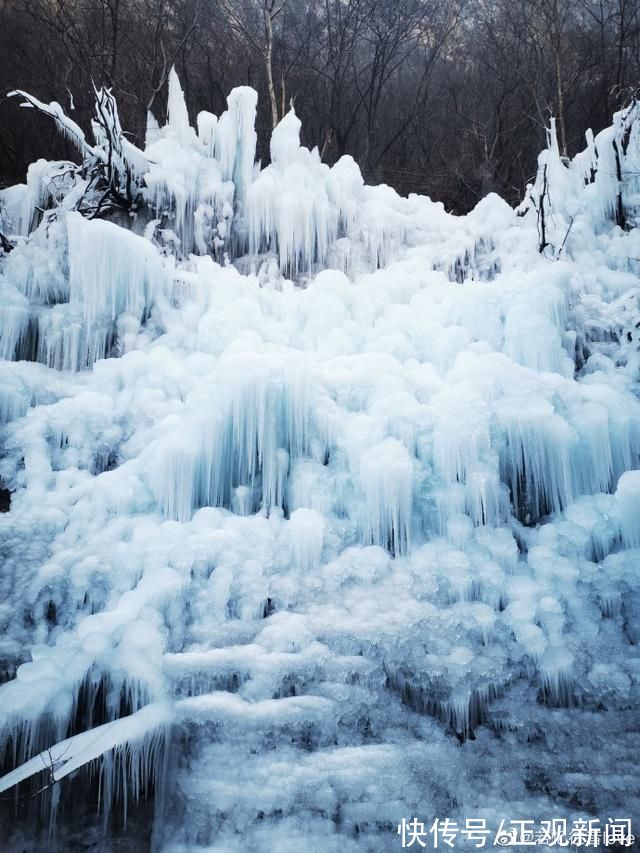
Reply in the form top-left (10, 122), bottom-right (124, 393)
top-left (0, 76), bottom-right (639, 851)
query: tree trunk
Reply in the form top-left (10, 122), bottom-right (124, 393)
top-left (264, 9), bottom-right (279, 129)
top-left (555, 50), bottom-right (568, 157)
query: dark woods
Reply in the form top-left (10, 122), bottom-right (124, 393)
top-left (1, 0), bottom-right (639, 212)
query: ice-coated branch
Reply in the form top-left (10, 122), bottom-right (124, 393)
top-left (0, 702), bottom-right (172, 795)
top-left (90, 85), bottom-right (150, 207)
top-left (521, 99), bottom-right (640, 256)
top-left (8, 85), bottom-right (151, 225)
top-left (7, 90), bottom-right (101, 163)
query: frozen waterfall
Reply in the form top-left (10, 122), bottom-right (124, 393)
top-left (0, 71), bottom-right (639, 851)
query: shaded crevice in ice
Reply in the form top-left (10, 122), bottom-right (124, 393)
top-left (384, 664), bottom-right (510, 742)
top-left (438, 237), bottom-right (501, 284)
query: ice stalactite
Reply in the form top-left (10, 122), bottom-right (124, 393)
top-left (498, 399), bottom-right (576, 522)
top-left (586, 98), bottom-right (640, 229)
top-left (246, 108), bottom-right (339, 276)
top-left (615, 470), bottom-right (640, 548)
top-left (7, 91), bottom-right (98, 162)
top-left (221, 87), bottom-right (258, 219)
top-left (0, 211), bottom-right (166, 371)
top-left (537, 647), bottom-right (575, 707)
top-left (494, 383), bottom-right (640, 525)
top-left (245, 107), bottom-right (418, 277)
top-left (411, 679), bottom-right (505, 741)
top-left (166, 68), bottom-right (192, 143)
top-left (33, 307), bottom-right (117, 372)
top-left (147, 363), bottom-right (325, 521)
top-left (502, 272), bottom-right (573, 376)
top-left (7, 84), bottom-right (150, 225)
top-left (288, 508), bottom-right (326, 572)
top-left (0, 701), bottom-right (171, 833)
top-left (66, 213), bottom-right (164, 324)
top-left (145, 110), bottom-right (161, 147)
top-left (196, 110), bottom-right (218, 158)
top-left (0, 282), bottom-right (30, 360)
top-left (143, 76), bottom-right (255, 259)
top-left (359, 438), bottom-right (412, 555)
top-left (0, 160), bottom-right (81, 239)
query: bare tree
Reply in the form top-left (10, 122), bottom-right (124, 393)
top-left (221, 0), bottom-right (288, 129)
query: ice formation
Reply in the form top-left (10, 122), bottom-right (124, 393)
top-left (0, 72), bottom-right (640, 850)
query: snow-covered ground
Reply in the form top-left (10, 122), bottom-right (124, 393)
top-left (0, 74), bottom-right (639, 850)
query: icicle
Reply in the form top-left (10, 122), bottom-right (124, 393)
top-left (7, 90), bottom-right (99, 163)
top-left (616, 470), bottom-right (640, 548)
top-left (0, 372), bottom-right (31, 424)
top-left (498, 398), bottom-right (577, 522)
top-left (475, 527), bottom-right (519, 574)
top-left (147, 365), bottom-right (318, 520)
top-left (35, 305), bottom-right (116, 371)
top-left (0, 281), bottom-right (30, 360)
top-left (231, 485), bottom-right (254, 517)
top-left (538, 647), bottom-right (574, 707)
top-left (287, 459), bottom-right (334, 516)
top-left (502, 275), bottom-right (572, 376)
top-left (446, 513), bottom-right (473, 548)
top-left (247, 113), bottom-right (391, 275)
top-left (0, 699), bottom-right (172, 836)
top-left (573, 402), bottom-right (614, 495)
top-left (67, 211), bottom-right (165, 326)
top-left (288, 508), bottom-right (325, 572)
top-left (464, 465), bottom-right (504, 527)
top-left (326, 155), bottom-right (364, 233)
top-left (142, 73), bottom-right (237, 256)
top-left (359, 438), bottom-right (412, 555)
top-left (430, 388), bottom-right (506, 530)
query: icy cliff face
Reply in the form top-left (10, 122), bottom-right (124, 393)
top-left (0, 74), bottom-right (639, 851)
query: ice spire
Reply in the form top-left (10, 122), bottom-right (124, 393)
top-left (166, 66), bottom-right (192, 141)
top-left (218, 86), bottom-right (258, 213)
top-left (270, 107), bottom-right (302, 167)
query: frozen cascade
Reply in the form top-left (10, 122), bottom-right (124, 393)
top-left (146, 357), bottom-right (326, 521)
top-left (67, 213), bottom-right (166, 324)
top-left (0, 211), bottom-right (168, 371)
top-left (0, 80), bottom-right (640, 850)
top-left (143, 75), bottom-right (255, 257)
